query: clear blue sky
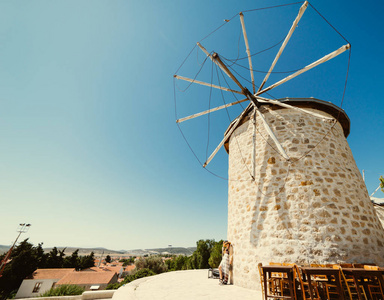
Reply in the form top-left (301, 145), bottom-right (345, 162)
top-left (0, 0), bottom-right (383, 250)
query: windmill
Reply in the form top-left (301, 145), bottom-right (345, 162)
top-left (174, 1), bottom-right (384, 290)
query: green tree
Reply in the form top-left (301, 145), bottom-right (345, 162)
top-left (186, 252), bottom-right (198, 269)
top-left (105, 255), bottom-right (112, 264)
top-left (165, 239), bottom-right (220, 271)
top-left (208, 240), bottom-right (224, 268)
top-left (0, 239), bottom-right (45, 299)
top-left (46, 247), bottom-right (66, 268)
top-left (135, 255), bottom-right (167, 274)
top-left (35, 243), bottom-right (48, 268)
top-left (194, 239), bottom-right (215, 269)
top-left (63, 249), bottom-right (80, 269)
top-left (173, 255), bottom-right (189, 270)
top-left (79, 252), bottom-right (95, 270)
top-left (380, 176), bottom-right (384, 193)
top-left (122, 257), bottom-right (135, 266)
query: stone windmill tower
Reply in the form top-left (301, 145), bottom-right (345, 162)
top-left (174, 1), bottom-right (384, 289)
top-left (224, 98), bottom-right (384, 289)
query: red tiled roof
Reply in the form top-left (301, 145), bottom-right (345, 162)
top-left (31, 268), bottom-right (75, 280)
top-left (104, 266), bottom-right (124, 273)
top-left (57, 271), bottom-right (117, 285)
top-left (125, 265), bottom-right (136, 272)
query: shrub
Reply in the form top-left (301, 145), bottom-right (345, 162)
top-left (106, 268), bottom-right (155, 290)
top-left (39, 284), bottom-right (84, 297)
top-left (135, 256), bottom-right (167, 274)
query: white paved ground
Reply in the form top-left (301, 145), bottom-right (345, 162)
top-left (112, 269), bottom-right (263, 300)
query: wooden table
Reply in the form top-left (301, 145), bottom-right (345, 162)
top-left (262, 265), bottom-right (295, 299)
top-left (341, 268), bottom-right (384, 300)
top-left (300, 267), bottom-right (345, 300)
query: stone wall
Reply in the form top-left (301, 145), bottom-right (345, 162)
top-left (226, 102), bottom-right (384, 290)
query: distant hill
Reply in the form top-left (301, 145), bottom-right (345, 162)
top-left (0, 245), bottom-right (196, 256)
top-left (43, 247), bottom-right (126, 256)
top-left (46, 247), bottom-right (196, 256)
top-left (125, 247), bottom-right (196, 256)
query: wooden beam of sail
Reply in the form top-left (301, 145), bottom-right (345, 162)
top-left (173, 75), bottom-right (243, 95)
top-left (371, 185), bottom-right (382, 197)
top-left (197, 42), bottom-right (245, 90)
top-left (203, 101), bottom-right (289, 167)
top-left (257, 44), bottom-right (351, 96)
top-left (176, 98), bottom-right (248, 123)
top-left (258, 1), bottom-right (308, 92)
top-left (244, 94), bottom-right (290, 161)
top-left (210, 54), bottom-right (290, 160)
top-left (177, 94), bottom-right (276, 123)
top-left (177, 95), bottom-right (333, 124)
top-left (239, 12), bottom-right (255, 94)
top-left (203, 103), bottom-right (251, 167)
top-left (203, 54), bottom-right (290, 167)
top-left (258, 98), bottom-right (334, 121)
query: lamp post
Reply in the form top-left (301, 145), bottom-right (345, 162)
top-left (0, 223), bottom-right (31, 277)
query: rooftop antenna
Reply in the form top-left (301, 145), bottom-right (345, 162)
top-left (97, 250), bottom-right (104, 268)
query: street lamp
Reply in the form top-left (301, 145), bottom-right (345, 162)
top-left (0, 223), bottom-right (31, 277)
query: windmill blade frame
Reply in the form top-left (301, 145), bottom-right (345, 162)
top-left (239, 12), bottom-right (256, 94)
top-left (257, 0), bottom-right (308, 92)
top-left (174, 2), bottom-right (351, 170)
top-left (257, 43), bottom-right (351, 96)
top-left (174, 75), bottom-right (243, 95)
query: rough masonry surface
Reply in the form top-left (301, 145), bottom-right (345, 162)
top-left (226, 101), bottom-right (384, 289)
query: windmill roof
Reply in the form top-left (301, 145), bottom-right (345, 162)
top-left (224, 97), bottom-right (350, 153)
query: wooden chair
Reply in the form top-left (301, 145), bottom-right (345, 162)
top-left (295, 265), bottom-right (321, 300)
top-left (340, 263), bottom-right (354, 268)
top-left (268, 262), bottom-right (292, 297)
top-left (310, 264), bottom-right (329, 281)
top-left (364, 265), bottom-right (379, 270)
top-left (269, 262), bottom-right (284, 293)
top-left (363, 265), bottom-right (384, 300)
top-left (262, 262), bottom-right (296, 298)
top-left (282, 263), bottom-right (298, 300)
top-left (318, 265), bottom-right (348, 300)
top-left (340, 267), bottom-right (368, 300)
top-left (258, 263), bottom-right (276, 298)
